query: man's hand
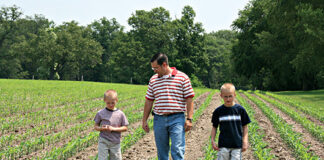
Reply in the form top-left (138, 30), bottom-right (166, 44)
top-left (142, 121), bottom-right (150, 133)
top-left (142, 99), bottom-right (153, 133)
top-left (184, 119), bottom-right (192, 132)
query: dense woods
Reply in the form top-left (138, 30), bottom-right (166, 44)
top-left (1, 0), bottom-right (323, 91)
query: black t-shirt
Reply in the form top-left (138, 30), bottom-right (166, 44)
top-left (211, 104), bottom-right (251, 148)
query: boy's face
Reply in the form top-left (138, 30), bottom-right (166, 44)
top-left (104, 97), bottom-right (118, 110)
top-left (220, 90), bottom-right (236, 107)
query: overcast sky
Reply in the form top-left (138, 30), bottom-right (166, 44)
top-left (1, 0), bottom-right (250, 33)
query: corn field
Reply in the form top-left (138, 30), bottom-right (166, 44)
top-left (0, 79), bottom-right (323, 160)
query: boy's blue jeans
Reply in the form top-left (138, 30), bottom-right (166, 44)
top-left (153, 113), bottom-right (185, 160)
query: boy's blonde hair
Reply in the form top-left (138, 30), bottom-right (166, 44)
top-left (104, 89), bottom-right (118, 100)
top-left (220, 83), bottom-right (236, 93)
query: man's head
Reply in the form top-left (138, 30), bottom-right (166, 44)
top-left (220, 83), bottom-right (236, 107)
top-left (104, 89), bottom-right (118, 110)
top-left (150, 53), bottom-right (169, 77)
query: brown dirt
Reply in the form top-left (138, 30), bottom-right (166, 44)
top-left (241, 93), bottom-right (296, 160)
top-left (184, 92), bottom-right (221, 160)
top-left (121, 91), bottom-right (211, 160)
top-left (233, 100), bottom-right (255, 160)
top-left (253, 94), bottom-right (324, 159)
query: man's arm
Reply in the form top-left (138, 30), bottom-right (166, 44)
top-left (242, 125), bottom-right (249, 152)
top-left (142, 99), bottom-right (154, 133)
top-left (184, 97), bottom-right (194, 132)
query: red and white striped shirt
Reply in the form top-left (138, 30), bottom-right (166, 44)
top-left (145, 67), bottom-right (195, 115)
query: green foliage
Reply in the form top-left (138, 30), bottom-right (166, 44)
top-left (205, 30), bottom-right (238, 89)
top-left (1, 3), bottom-right (323, 91)
top-left (232, 0), bottom-right (324, 91)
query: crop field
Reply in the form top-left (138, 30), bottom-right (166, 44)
top-left (0, 79), bottom-right (323, 160)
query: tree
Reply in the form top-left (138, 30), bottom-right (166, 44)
top-left (173, 6), bottom-right (208, 86)
top-left (232, 0), bottom-right (324, 90)
top-left (88, 17), bottom-right (125, 82)
top-left (53, 21), bottom-right (103, 80)
top-left (0, 6), bottom-right (24, 78)
top-left (127, 7), bottom-right (175, 84)
top-left (205, 30), bottom-right (238, 89)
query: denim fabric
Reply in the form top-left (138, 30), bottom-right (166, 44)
top-left (217, 148), bottom-right (242, 160)
top-left (153, 113), bottom-right (185, 160)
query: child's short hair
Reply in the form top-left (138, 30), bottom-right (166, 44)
top-left (104, 89), bottom-right (118, 100)
top-left (220, 83), bottom-right (236, 93)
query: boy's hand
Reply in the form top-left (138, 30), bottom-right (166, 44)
top-left (242, 141), bottom-right (248, 152)
top-left (102, 125), bottom-right (111, 132)
top-left (212, 141), bottom-right (219, 151)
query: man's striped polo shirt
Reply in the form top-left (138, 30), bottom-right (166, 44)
top-left (145, 67), bottom-right (195, 115)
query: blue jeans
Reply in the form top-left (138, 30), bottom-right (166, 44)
top-left (153, 113), bottom-right (185, 160)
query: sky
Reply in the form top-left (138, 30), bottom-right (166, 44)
top-left (1, 0), bottom-right (250, 33)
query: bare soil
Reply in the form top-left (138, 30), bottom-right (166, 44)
top-left (184, 92), bottom-right (221, 160)
top-left (241, 93), bottom-right (296, 160)
top-left (253, 94), bottom-right (324, 159)
top-left (122, 92), bottom-right (211, 160)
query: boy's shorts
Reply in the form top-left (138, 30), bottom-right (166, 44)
top-left (98, 136), bottom-right (121, 160)
top-left (217, 147), bottom-right (242, 160)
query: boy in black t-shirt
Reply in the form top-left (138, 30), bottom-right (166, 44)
top-left (211, 83), bottom-right (251, 160)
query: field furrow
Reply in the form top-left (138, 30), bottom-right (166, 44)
top-left (240, 93), bottom-right (296, 160)
top-left (253, 93), bottom-right (324, 159)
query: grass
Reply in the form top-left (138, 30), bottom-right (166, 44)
top-left (274, 89), bottom-right (324, 112)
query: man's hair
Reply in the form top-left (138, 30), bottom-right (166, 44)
top-left (104, 89), bottom-right (118, 100)
top-left (151, 53), bottom-right (168, 65)
top-left (220, 83), bottom-right (236, 93)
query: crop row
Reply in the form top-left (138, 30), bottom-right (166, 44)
top-left (0, 80), bottom-right (147, 117)
top-left (0, 96), bottom-right (146, 159)
top-left (264, 91), bottom-right (323, 122)
top-left (0, 92), bottom-right (144, 147)
top-left (256, 92), bottom-right (324, 142)
top-left (0, 91), bottom-right (144, 129)
top-left (38, 91), bottom-right (153, 160)
top-left (203, 92), bottom-right (276, 160)
top-left (192, 90), bottom-right (215, 122)
top-left (148, 90), bottom-right (214, 160)
top-left (236, 92), bottom-right (275, 159)
top-left (243, 92), bottom-right (319, 159)
top-left (93, 89), bottom-right (213, 160)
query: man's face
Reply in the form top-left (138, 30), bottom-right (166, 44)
top-left (151, 61), bottom-right (165, 77)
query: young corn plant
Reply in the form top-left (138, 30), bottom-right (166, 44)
top-left (243, 92), bottom-right (319, 160)
top-left (236, 92), bottom-right (275, 160)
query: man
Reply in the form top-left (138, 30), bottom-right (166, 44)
top-left (142, 53), bottom-right (195, 160)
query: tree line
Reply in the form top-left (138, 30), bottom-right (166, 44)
top-left (232, 0), bottom-right (324, 90)
top-left (1, 1), bottom-right (323, 91)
